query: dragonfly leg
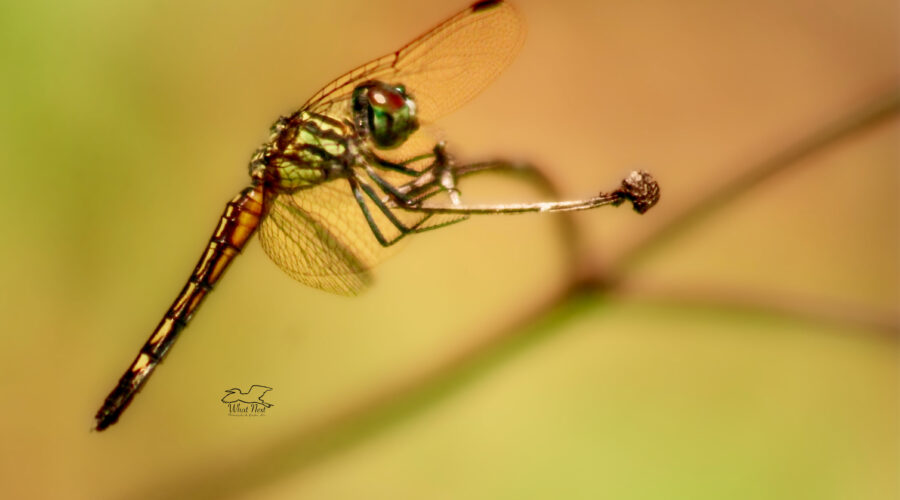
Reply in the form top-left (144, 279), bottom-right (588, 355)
top-left (398, 151), bottom-right (438, 167)
top-left (365, 165), bottom-right (473, 234)
top-left (402, 158), bottom-right (560, 204)
top-left (369, 142), bottom-right (463, 206)
top-left (364, 167), bottom-right (464, 211)
top-left (368, 153), bottom-right (423, 177)
top-left (347, 176), bottom-right (425, 247)
top-left (363, 165), bottom-right (416, 205)
top-left (366, 144), bottom-right (456, 177)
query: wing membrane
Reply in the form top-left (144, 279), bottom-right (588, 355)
top-left (258, 178), bottom-right (429, 295)
top-left (303, 1), bottom-right (524, 125)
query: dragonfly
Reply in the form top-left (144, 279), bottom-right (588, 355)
top-left (94, 0), bottom-right (659, 431)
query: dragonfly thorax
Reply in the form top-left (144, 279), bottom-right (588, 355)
top-left (252, 112), bottom-right (356, 191)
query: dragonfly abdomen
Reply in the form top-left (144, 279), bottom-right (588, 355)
top-left (94, 185), bottom-right (264, 430)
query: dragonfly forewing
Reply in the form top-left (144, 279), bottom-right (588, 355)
top-left (304, 0), bottom-right (524, 127)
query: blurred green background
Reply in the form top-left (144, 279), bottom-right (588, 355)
top-left (0, 0), bottom-right (897, 499)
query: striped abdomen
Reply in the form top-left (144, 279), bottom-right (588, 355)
top-left (95, 184), bottom-right (264, 430)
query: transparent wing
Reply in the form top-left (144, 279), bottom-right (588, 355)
top-left (259, 2), bottom-right (517, 294)
top-left (303, 0), bottom-right (524, 125)
top-left (258, 177), bottom-right (431, 295)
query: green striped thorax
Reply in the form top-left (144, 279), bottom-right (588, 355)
top-left (251, 111), bottom-right (352, 191)
top-left (352, 81), bottom-right (419, 149)
top-left (250, 80), bottom-right (419, 192)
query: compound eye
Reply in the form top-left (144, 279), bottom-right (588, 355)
top-left (353, 81), bottom-right (419, 149)
top-left (367, 86), bottom-right (407, 113)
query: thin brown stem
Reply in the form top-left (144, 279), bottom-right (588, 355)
top-left (604, 89), bottom-right (900, 285)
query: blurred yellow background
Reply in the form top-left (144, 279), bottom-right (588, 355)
top-left (0, 0), bottom-right (896, 499)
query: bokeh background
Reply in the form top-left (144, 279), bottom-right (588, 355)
top-left (0, 0), bottom-right (897, 499)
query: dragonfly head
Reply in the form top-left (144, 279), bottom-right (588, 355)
top-left (352, 80), bottom-right (419, 149)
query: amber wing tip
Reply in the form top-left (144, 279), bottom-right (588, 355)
top-left (472, 0), bottom-right (504, 12)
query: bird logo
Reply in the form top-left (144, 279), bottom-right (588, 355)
top-left (221, 385), bottom-right (274, 408)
